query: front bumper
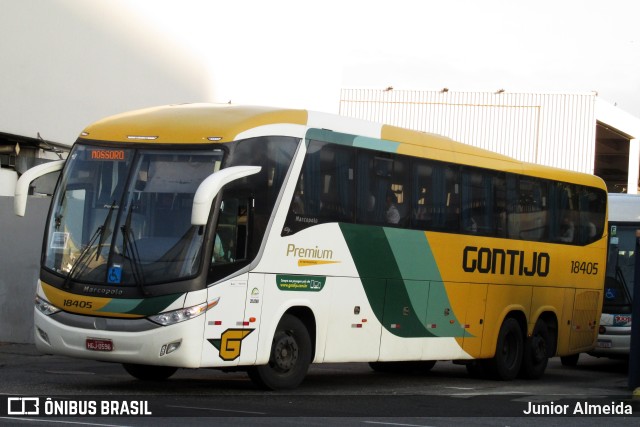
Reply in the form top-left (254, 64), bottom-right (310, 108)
top-left (34, 308), bottom-right (205, 368)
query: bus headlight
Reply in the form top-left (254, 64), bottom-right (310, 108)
top-left (35, 295), bottom-right (61, 316)
top-left (148, 302), bottom-right (209, 326)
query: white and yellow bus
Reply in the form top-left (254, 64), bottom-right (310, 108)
top-left (16, 104), bottom-right (608, 389)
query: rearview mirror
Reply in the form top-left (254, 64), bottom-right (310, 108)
top-left (191, 165), bottom-right (261, 225)
top-left (14, 160), bottom-right (65, 217)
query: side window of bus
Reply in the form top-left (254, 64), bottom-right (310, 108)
top-left (387, 155), bottom-right (410, 226)
top-left (356, 152), bottom-right (410, 226)
top-left (212, 198), bottom-right (250, 264)
top-left (356, 151), bottom-right (378, 223)
top-left (411, 160), bottom-right (459, 232)
top-left (548, 182), bottom-right (578, 243)
top-left (506, 176), bottom-right (548, 241)
top-left (283, 140), bottom-right (355, 234)
top-left (460, 167), bottom-right (506, 237)
top-left (577, 186), bottom-right (606, 244)
top-left (318, 143), bottom-right (355, 223)
top-left (229, 136), bottom-right (298, 252)
top-left (411, 161), bottom-right (431, 230)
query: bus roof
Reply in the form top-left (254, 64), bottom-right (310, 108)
top-left (79, 103), bottom-right (606, 190)
top-left (81, 104), bottom-right (309, 144)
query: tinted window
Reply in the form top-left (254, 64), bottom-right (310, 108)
top-left (283, 140), bottom-right (355, 235)
top-left (281, 134), bottom-right (606, 246)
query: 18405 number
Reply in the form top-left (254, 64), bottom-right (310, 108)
top-left (570, 261), bottom-right (599, 275)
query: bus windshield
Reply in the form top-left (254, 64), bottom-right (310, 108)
top-left (44, 144), bottom-right (224, 286)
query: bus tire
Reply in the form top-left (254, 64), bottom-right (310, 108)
top-left (122, 364), bottom-right (178, 381)
top-left (247, 314), bottom-right (312, 390)
top-left (369, 360), bottom-right (436, 374)
top-left (484, 317), bottom-right (523, 380)
top-left (560, 353), bottom-right (580, 366)
top-left (519, 319), bottom-right (550, 379)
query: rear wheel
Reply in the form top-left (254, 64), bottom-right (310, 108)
top-left (484, 317), bottom-right (523, 380)
top-left (122, 364), bottom-right (177, 381)
top-left (247, 314), bottom-right (312, 390)
top-left (519, 318), bottom-right (550, 379)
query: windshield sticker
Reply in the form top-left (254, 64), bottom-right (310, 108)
top-left (50, 232), bottom-right (69, 249)
top-left (276, 275), bottom-right (326, 292)
top-left (107, 265), bottom-right (122, 284)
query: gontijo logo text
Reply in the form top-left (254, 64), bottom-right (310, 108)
top-left (462, 246), bottom-right (550, 277)
top-left (286, 243), bottom-right (340, 267)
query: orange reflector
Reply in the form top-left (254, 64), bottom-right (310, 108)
top-left (249, 317), bottom-right (256, 323)
top-left (208, 298), bottom-right (220, 310)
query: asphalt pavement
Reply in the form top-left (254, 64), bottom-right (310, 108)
top-left (0, 341), bottom-right (639, 426)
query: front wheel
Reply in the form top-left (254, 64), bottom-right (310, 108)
top-left (247, 314), bottom-right (312, 390)
top-left (122, 364), bottom-right (178, 381)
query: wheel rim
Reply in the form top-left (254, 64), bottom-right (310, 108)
top-left (272, 332), bottom-right (298, 373)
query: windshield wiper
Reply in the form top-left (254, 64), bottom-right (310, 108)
top-left (63, 201), bottom-right (116, 289)
top-left (121, 206), bottom-right (148, 296)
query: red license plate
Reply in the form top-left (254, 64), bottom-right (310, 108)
top-left (86, 338), bottom-right (113, 352)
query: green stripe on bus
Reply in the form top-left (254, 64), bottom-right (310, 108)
top-left (306, 128), bottom-right (357, 146)
top-left (353, 136), bottom-right (399, 153)
top-left (339, 223), bottom-right (465, 338)
top-left (305, 129), bottom-right (400, 153)
top-left (339, 223), bottom-right (434, 337)
top-left (383, 228), bottom-right (440, 280)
